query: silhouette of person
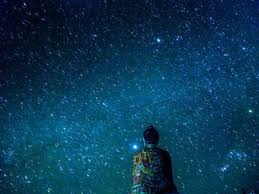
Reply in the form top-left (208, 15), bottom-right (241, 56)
top-left (131, 125), bottom-right (179, 194)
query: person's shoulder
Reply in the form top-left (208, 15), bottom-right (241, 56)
top-left (133, 151), bottom-right (141, 156)
top-left (133, 148), bottom-right (146, 157)
top-left (158, 147), bottom-right (171, 157)
top-left (158, 147), bottom-right (169, 153)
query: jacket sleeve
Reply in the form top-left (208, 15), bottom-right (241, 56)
top-left (164, 151), bottom-right (178, 193)
top-left (131, 152), bottom-right (142, 193)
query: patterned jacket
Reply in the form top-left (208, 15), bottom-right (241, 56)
top-left (131, 145), bottom-right (178, 194)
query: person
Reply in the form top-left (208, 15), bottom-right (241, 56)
top-left (131, 125), bottom-right (179, 194)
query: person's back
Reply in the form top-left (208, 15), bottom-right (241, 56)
top-left (131, 125), bottom-right (178, 194)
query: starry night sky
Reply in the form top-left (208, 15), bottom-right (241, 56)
top-left (0, 0), bottom-right (258, 193)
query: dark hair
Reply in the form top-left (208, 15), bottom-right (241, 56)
top-left (143, 125), bottom-right (159, 145)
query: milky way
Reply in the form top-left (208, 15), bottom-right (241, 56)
top-left (0, 1), bottom-right (258, 194)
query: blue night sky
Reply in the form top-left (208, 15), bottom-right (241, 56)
top-left (0, 0), bottom-right (258, 194)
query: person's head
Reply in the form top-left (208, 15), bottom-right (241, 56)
top-left (143, 125), bottom-right (159, 145)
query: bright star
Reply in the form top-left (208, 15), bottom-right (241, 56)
top-left (242, 47), bottom-right (246, 51)
top-left (220, 164), bottom-right (229, 172)
top-left (248, 109), bottom-right (253, 113)
top-left (133, 144), bottom-right (138, 150)
top-left (156, 38), bottom-right (161, 43)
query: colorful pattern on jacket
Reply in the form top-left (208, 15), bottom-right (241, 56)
top-left (131, 147), bottom-right (170, 194)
